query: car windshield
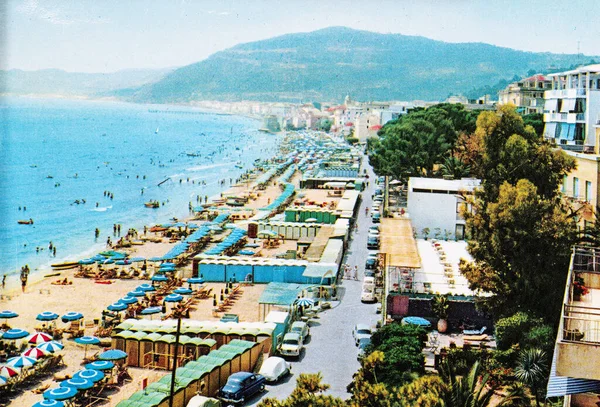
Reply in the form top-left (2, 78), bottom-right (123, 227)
top-left (283, 339), bottom-right (299, 345)
top-left (357, 329), bottom-right (371, 335)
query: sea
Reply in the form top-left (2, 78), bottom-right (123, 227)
top-left (0, 97), bottom-right (281, 278)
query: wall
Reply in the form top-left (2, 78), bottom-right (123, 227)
top-left (407, 189), bottom-right (462, 239)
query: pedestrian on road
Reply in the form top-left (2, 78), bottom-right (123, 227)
top-left (354, 266), bottom-right (358, 280)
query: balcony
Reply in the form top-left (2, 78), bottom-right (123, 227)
top-left (545, 88), bottom-right (587, 99)
top-left (556, 246), bottom-right (600, 380)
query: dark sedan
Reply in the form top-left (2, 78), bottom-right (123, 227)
top-left (218, 372), bottom-right (266, 405)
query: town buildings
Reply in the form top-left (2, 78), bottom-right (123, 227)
top-left (498, 74), bottom-right (551, 114)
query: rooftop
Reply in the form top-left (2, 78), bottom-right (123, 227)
top-left (547, 64), bottom-right (600, 77)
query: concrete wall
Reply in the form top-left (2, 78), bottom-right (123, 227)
top-left (407, 189), bottom-right (464, 239)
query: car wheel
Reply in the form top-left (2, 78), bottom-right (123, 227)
top-left (260, 384), bottom-right (266, 391)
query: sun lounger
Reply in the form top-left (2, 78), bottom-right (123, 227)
top-left (462, 334), bottom-right (488, 342)
top-left (463, 326), bottom-right (486, 335)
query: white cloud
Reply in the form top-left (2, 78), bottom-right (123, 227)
top-left (17, 0), bottom-right (106, 25)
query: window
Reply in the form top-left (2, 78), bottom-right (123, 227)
top-left (573, 177), bottom-right (579, 198)
top-left (562, 176), bottom-right (567, 193)
top-left (586, 181), bottom-right (593, 202)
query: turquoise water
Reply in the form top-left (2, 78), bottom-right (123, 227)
top-left (0, 97), bottom-right (280, 277)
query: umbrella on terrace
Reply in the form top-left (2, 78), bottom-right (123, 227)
top-left (107, 302), bottom-right (128, 312)
top-left (36, 312), bottom-right (59, 321)
top-left (401, 316), bottom-right (431, 328)
top-left (43, 386), bottom-right (78, 401)
top-left (0, 310), bottom-right (18, 326)
top-left (295, 298), bottom-right (315, 308)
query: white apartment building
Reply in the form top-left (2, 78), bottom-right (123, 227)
top-left (407, 177), bottom-right (481, 240)
top-left (543, 64), bottom-right (600, 153)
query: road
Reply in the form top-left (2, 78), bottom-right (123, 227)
top-left (248, 155), bottom-right (380, 405)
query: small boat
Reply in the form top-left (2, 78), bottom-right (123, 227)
top-left (17, 219), bottom-right (34, 225)
top-left (51, 262), bottom-right (79, 270)
top-left (144, 201), bottom-right (160, 208)
top-left (44, 272), bottom-right (61, 278)
top-left (155, 127), bottom-right (159, 134)
top-left (94, 280), bottom-right (114, 285)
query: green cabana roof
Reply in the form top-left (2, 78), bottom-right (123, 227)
top-left (131, 331), bottom-right (147, 340)
top-left (143, 332), bottom-right (162, 341)
top-left (114, 330), bottom-right (136, 339)
top-left (156, 334), bottom-right (176, 343)
top-left (115, 321), bottom-right (133, 331)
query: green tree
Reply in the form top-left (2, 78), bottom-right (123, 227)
top-left (514, 349), bottom-right (549, 407)
top-left (522, 113), bottom-right (544, 137)
top-left (461, 105), bottom-right (578, 322)
top-left (258, 373), bottom-right (346, 407)
top-left (439, 157), bottom-right (471, 179)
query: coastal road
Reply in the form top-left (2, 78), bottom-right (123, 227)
top-left (247, 154), bottom-right (380, 405)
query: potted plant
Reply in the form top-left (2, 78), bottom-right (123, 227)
top-left (444, 229), bottom-right (452, 241)
top-left (434, 228), bottom-right (442, 240)
top-left (573, 274), bottom-right (589, 301)
top-left (431, 293), bottom-right (450, 333)
top-left (421, 227), bottom-right (430, 240)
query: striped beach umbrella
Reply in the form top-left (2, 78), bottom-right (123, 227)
top-left (127, 290), bottom-right (146, 297)
top-left (7, 355), bottom-right (37, 368)
top-left (294, 298), bottom-right (315, 308)
top-left (164, 293), bottom-right (183, 303)
top-left (0, 376), bottom-right (7, 387)
top-left (0, 310), bottom-right (18, 326)
top-left (0, 365), bottom-right (20, 378)
top-left (186, 277), bottom-right (204, 285)
top-left (37, 341), bottom-right (64, 354)
top-left (27, 332), bottom-right (53, 345)
top-left (151, 274), bottom-right (168, 282)
top-left (136, 283), bottom-right (155, 292)
top-left (23, 348), bottom-right (47, 359)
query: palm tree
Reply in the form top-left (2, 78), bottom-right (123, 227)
top-left (514, 348), bottom-right (549, 407)
top-left (439, 156), bottom-right (471, 179)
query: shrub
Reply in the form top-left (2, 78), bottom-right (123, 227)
top-left (495, 312), bottom-right (543, 350)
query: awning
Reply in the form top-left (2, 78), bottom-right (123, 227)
top-left (560, 98), bottom-right (576, 113)
top-left (546, 346), bottom-right (600, 397)
top-left (544, 122), bottom-right (557, 138)
top-left (303, 263), bottom-right (337, 279)
top-left (559, 123), bottom-right (576, 141)
top-left (545, 99), bottom-right (558, 112)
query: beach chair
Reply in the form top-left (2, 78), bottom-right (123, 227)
top-left (462, 326), bottom-right (486, 336)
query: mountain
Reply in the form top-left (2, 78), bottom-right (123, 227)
top-left (125, 27), bottom-right (597, 103)
top-left (0, 68), bottom-right (174, 97)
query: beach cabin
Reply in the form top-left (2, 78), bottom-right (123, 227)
top-left (140, 332), bottom-right (161, 368)
top-left (264, 311), bottom-right (290, 350)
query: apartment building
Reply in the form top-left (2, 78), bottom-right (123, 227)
top-left (543, 64), bottom-right (600, 152)
top-left (499, 74), bottom-right (551, 114)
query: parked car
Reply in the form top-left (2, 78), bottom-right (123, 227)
top-left (258, 356), bottom-right (291, 383)
top-left (352, 324), bottom-right (373, 345)
top-left (290, 321), bottom-right (310, 343)
top-left (365, 257), bottom-right (378, 270)
top-left (364, 270), bottom-right (375, 278)
top-left (372, 213), bottom-right (381, 223)
top-left (368, 225), bottom-right (380, 234)
top-left (187, 396), bottom-right (222, 407)
top-left (218, 372), bottom-right (266, 405)
top-left (357, 337), bottom-right (372, 360)
top-left (361, 285), bottom-right (376, 302)
top-left (367, 236), bottom-right (380, 249)
top-left (279, 332), bottom-right (303, 357)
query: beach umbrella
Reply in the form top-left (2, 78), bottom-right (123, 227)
top-left (140, 307), bottom-right (162, 318)
top-left (98, 349), bottom-right (127, 361)
top-left (119, 296), bottom-right (137, 305)
top-left (129, 257), bottom-right (145, 262)
top-left (23, 347), bottom-right (47, 359)
top-left (36, 312), bottom-right (59, 321)
top-left (401, 316), bottom-right (431, 328)
top-left (7, 355), bottom-right (37, 368)
top-left (173, 287), bottom-right (193, 295)
top-left (127, 290), bottom-right (146, 297)
top-left (32, 400), bottom-right (65, 407)
top-left (186, 277), bottom-right (204, 285)
top-left (73, 369), bottom-right (104, 383)
top-left (107, 302), bottom-right (128, 312)
top-left (27, 332), bottom-right (53, 345)
top-left (114, 260), bottom-right (131, 266)
top-left (257, 230), bottom-right (277, 238)
top-left (2, 328), bottom-right (29, 340)
top-left (0, 310), bottom-right (18, 319)
top-left (164, 293), bottom-right (183, 303)
top-left (102, 259), bottom-right (115, 264)
top-left (0, 376), bottom-right (7, 387)
top-left (151, 275), bottom-right (168, 282)
top-left (37, 341), bottom-right (64, 353)
top-left (295, 298), bottom-right (315, 308)
top-left (78, 259), bottom-right (95, 265)
top-left (160, 262), bottom-right (176, 268)
top-left (208, 225), bottom-right (222, 231)
top-left (85, 360), bottom-right (114, 371)
top-left (148, 257), bottom-right (163, 262)
top-left (74, 336), bottom-right (101, 358)
top-left (136, 283), bottom-right (155, 292)
top-left (0, 365), bottom-right (20, 378)
top-left (61, 312), bottom-right (83, 322)
top-left (60, 377), bottom-right (94, 390)
top-left (43, 386), bottom-right (78, 401)
top-left (188, 224), bottom-right (199, 229)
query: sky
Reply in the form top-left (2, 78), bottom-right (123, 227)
top-left (2, 0), bottom-right (600, 73)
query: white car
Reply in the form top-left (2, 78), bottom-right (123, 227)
top-left (186, 395), bottom-right (221, 407)
top-left (259, 356), bottom-right (291, 383)
top-left (290, 321), bottom-right (310, 343)
top-left (361, 284), bottom-right (376, 302)
top-left (279, 333), bottom-right (303, 357)
top-left (352, 324), bottom-right (373, 346)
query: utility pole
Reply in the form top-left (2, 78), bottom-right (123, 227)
top-left (168, 311), bottom-right (182, 407)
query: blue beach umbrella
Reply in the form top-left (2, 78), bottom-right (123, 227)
top-left (43, 386), bottom-right (78, 401)
top-left (85, 360), bottom-right (114, 371)
top-left (173, 287), bottom-right (192, 295)
top-left (188, 224), bottom-right (199, 229)
top-left (186, 277), bottom-right (204, 285)
top-left (91, 254), bottom-right (106, 261)
top-left (136, 283), bottom-right (155, 292)
top-left (129, 257), bottom-right (145, 262)
top-left (7, 355), bottom-right (37, 368)
top-left (402, 316), bottom-right (431, 328)
top-left (2, 328), bottom-right (29, 340)
top-left (37, 341), bottom-right (64, 353)
top-left (32, 400), bottom-right (64, 407)
top-left (151, 275), bottom-right (168, 282)
top-left (107, 302), bottom-right (128, 312)
top-left (61, 312), bottom-right (83, 322)
top-left (98, 349), bottom-right (127, 361)
top-left (0, 311), bottom-right (18, 319)
top-left (127, 290), bottom-right (146, 297)
top-left (36, 312), bottom-right (59, 321)
top-left (140, 306), bottom-right (162, 316)
top-left (119, 296), bottom-right (137, 305)
top-left (60, 377), bottom-right (94, 390)
top-left (74, 336), bottom-right (100, 346)
top-left (164, 293), bottom-right (183, 303)
top-left (102, 259), bottom-right (115, 265)
top-left (148, 257), bottom-right (163, 262)
top-left (73, 369), bottom-right (104, 383)
top-left (160, 262), bottom-right (176, 268)
top-left (114, 260), bottom-right (130, 266)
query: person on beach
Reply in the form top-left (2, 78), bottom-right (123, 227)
top-left (20, 271), bottom-right (28, 292)
top-left (2, 275), bottom-right (5, 289)
top-left (53, 247), bottom-right (56, 257)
